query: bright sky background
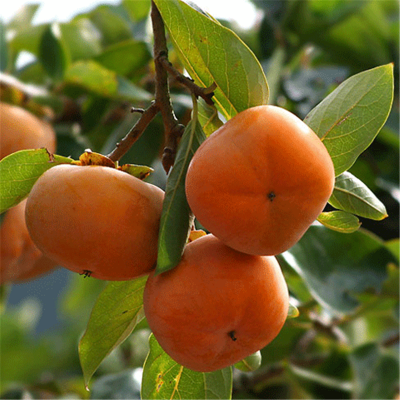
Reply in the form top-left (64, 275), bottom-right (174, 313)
top-left (0, 0), bottom-right (259, 29)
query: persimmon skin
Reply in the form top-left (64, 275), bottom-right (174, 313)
top-left (0, 102), bottom-right (56, 158)
top-left (143, 234), bottom-right (289, 372)
top-left (25, 165), bottom-right (164, 281)
top-left (185, 105), bottom-right (335, 256)
top-left (0, 200), bottom-right (56, 284)
top-left (0, 103), bottom-right (57, 283)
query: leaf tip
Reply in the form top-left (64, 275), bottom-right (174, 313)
top-left (287, 303), bottom-right (300, 319)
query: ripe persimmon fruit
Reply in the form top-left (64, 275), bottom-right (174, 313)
top-left (1, 102), bottom-right (57, 283)
top-left (0, 200), bottom-right (56, 284)
top-left (0, 102), bottom-right (56, 159)
top-left (185, 105), bottom-right (335, 256)
top-left (25, 164), bottom-right (164, 281)
top-left (143, 234), bottom-right (289, 372)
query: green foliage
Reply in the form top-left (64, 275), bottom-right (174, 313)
top-left (234, 351), bottom-right (262, 372)
top-left (39, 24), bottom-right (69, 81)
top-left (304, 64), bottom-right (394, 176)
top-left (154, 0), bottom-right (269, 119)
top-left (7, 4), bottom-right (39, 31)
top-left (330, 172), bottom-right (388, 220)
top-left (141, 334), bottom-right (233, 399)
top-left (350, 343), bottom-right (399, 399)
top-left (157, 108), bottom-right (207, 274)
top-left (1, 0), bottom-right (398, 399)
top-left (317, 211), bottom-right (361, 233)
top-left (79, 276), bottom-right (147, 388)
top-left (94, 39), bottom-right (151, 76)
top-left (0, 149), bottom-right (73, 213)
top-left (281, 225), bottom-right (396, 315)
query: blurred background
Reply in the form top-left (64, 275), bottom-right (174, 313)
top-left (0, 0), bottom-right (398, 399)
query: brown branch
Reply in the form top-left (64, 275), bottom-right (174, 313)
top-left (382, 332), bottom-right (400, 348)
top-left (107, 0), bottom-right (214, 169)
top-left (107, 102), bottom-right (159, 161)
top-left (159, 56), bottom-right (216, 105)
top-left (151, 1), bottom-right (185, 173)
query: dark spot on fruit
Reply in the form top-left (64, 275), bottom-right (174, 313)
top-left (228, 330), bottom-right (237, 341)
top-left (268, 191), bottom-right (276, 202)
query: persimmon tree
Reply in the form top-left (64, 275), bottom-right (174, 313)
top-left (0, 1), bottom-right (398, 399)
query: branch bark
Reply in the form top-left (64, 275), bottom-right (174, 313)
top-left (107, 0), bottom-right (214, 171)
top-left (151, 1), bottom-right (185, 173)
top-left (159, 56), bottom-right (216, 105)
top-left (107, 102), bottom-right (159, 162)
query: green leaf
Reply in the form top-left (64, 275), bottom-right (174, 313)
top-left (122, 0), bottom-right (151, 21)
top-left (59, 19), bottom-right (102, 61)
top-left (280, 225), bottom-right (396, 315)
top-left (95, 39), bottom-right (151, 76)
top-left (317, 211), bottom-right (361, 233)
top-left (234, 351), bottom-right (261, 372)
top-left (386, 238), bottom-right (399, 263)
top-left (153, 0), bottom-right (269, 120)
top-left (117, 75), bottom-right (152, 101)
top-left (89, 5), bottom-right (132, 46)
top-left (65, 60), bottom-right (118, 97)
top-left (287, 302), bottom-right (300, 318)
top-left (0, 149), bottom-right (73, 214)
top-left (329, 172), bottom-right (388, 220)
top-left (7, 4), bottom-right (40, 31)
top-left (304, 64), bottom-right (394, 176)
top-left (156, 118), bottom-right (207, 274)
top-left (197, 99), bottom-right (224, 137)
top-left (381, 262), bottom-right (399, 298)
top-left (350, 343), bottom-right (399, 399)
top-left (79, 276), bottom-right (147, 388)
top-left (9, 24), bottom-right (48, 59)
top-left (313, 1), bottom-right (394, 71)
top-left (39, 23), bottom-right (69, 81)
top-left (141, 334), bottom-right (233, 399)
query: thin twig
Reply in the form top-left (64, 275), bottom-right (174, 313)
top-left (107, 102), bottom-right (159, 161)
top-left (159, 56), bottom-right (216, 105)
top-left (107, 0), bottom-right (215, 168)
top-left (382, 332), bottom-right (400, 347)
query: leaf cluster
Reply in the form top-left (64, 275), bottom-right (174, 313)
top-left (0, 1), bottom-right (398, 400)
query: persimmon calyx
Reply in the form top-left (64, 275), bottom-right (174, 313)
top-left (72, 150), bottom-right (153, 180)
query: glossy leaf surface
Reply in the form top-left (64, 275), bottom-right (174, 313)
top-left (317, 211), bottom-right (361, 233)
top-left (0, 149), bottom-right (73, 213)
top-left (330, 172), bottom-right (388, 220)
top-left (141, 334), bottom-right (232, 399)
top-left (153, 0), bottom-right (268, 120)
top-left (79, 276), bottom-right (147, 388)
top-left (156, 118), bottom-right (206, 274)
top-left (350, 343), bottom-right (399, 399)
top-left (304, 64), bottom-right (394, 176)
